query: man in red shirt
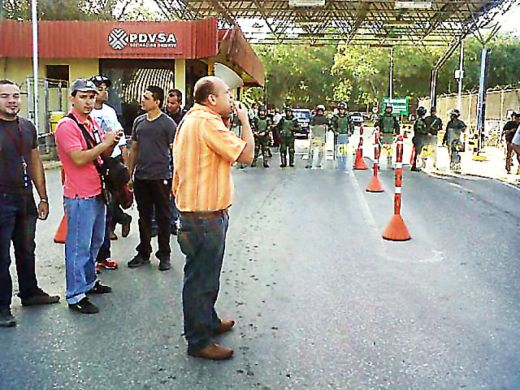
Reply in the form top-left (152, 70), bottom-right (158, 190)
top-left (55, 79), bottom-right (121, 314)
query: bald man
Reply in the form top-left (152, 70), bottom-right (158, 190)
top-left (173, 76), bottom-right (254, 360)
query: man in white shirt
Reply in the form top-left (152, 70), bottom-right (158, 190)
top-left (90, 75), bottom-right (132, 271)
top-left (512, 126), bottom-right (520, 156)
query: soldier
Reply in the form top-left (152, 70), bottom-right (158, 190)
top-left (443, 109), bottom-right (467, 172)
top-left (251, 106), bottom-right (271, 168)
top-left (375, 104), bottom-right (400, 168)
top-left (277, 107), bottom-right (299, 167)
top-left (330, 102), bottom-right (354, 170)
top-left (411, 106), bottom-right (428, 172)
top-left (310, 104), bottom-right (330, 126)
top-left (424, 106), bottom-right (443, 169)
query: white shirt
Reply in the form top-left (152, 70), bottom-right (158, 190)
top-left (513, 126), bottom-right (520, 146)
top-left (91, 103), bottom-right (126, 158)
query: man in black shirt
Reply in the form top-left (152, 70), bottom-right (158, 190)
top-left (163, 89), bottom-right (186, 234)
top-left (0, 79), bottom-right (60, 327)
top-left (127, 86), bottom-right (177, 271)
top-left (502, 113), bottom-right (520, 174)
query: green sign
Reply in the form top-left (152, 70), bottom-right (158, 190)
top-left (381, 97), bottom-right (410, 115)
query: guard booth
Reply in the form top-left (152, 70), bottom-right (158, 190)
top-left (0, 19), bottom-right (264, 141)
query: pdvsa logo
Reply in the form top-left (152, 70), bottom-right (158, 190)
top-left (108, 28), bottom-right (177, 50)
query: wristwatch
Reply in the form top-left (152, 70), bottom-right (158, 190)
top-left (40, 198), bottom-right (48, 203)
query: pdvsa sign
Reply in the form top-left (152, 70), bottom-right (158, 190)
top-left (108, 28), bottom-right (177, 51)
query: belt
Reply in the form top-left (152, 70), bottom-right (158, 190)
top-left (180, 209), bottom-right (227, 220)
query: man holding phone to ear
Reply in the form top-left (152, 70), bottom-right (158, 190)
top-left (173, 76), bottom-right (254, 360)
top-left (0, 79), bottom-right (60, 327)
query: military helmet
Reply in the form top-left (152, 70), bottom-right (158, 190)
top-left (316, 104), bottom-right (326, 112)
top-left (284, 106), bottom-right (293, 113)
top-left (449, 108), bottom-right (461, 117)
top-left (430, 106), bottom-right (437, 113)
top-left (338, 102), bottom-right (347, 110)
top-left (417, 106), bottom-right (427, 116)
top-left (258, 106), bottom-right (267, 115)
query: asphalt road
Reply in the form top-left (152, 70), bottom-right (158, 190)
top-left (0, 145), bottom-right (519, 389)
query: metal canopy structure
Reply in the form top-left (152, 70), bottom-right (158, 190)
top-left (152, 1), bottom-right (517, 46)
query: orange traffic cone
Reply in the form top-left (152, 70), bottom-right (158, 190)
top-left (366, 175), bottom-right (384, 192)
top-left (53, 214), bottom-right (68, 244)
top-left (382, 135), bottom-right (411, 241)
top-left (382, 214), bottom-right (411, 241)
top-left (353, 148), bottom-right (369, 170)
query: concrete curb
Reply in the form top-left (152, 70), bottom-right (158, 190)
top-left (423, 168), bottom-right (520, 188)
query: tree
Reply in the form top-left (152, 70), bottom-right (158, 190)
top-left (1, 0), bottom-right (135, 21)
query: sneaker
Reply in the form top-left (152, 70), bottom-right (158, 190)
top-left (68, 297), bottom-right (99, 314)
top-left (21, 288), bottom-right (60, 306)
top-left (97, 258), bottom-right (118, 270)
top-left (128, 254), bottom-right (150, 268)
top-left (0, 308), bottom-right (16, 327)
top-left (121, 218), bottom-right (132, 238)
top-left (158, 258), bottom-right (171, 271)
top-left (87, 281), bottom-right (112, 294)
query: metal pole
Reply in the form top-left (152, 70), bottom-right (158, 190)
top-left (476, 48), bottom-right (490, 155)
top-left (457, 39), bottom-right (464, 111)
top-left (31, 0), bottom-right (39, 130)
top-left (389, 47), bottom-right (394, 100)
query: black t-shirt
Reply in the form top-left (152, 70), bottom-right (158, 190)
top-left (503, 121), bottom-right (519, 143)
top-left (131, 113), bottom-right (176, 180)
top-left (0, 117), bottom-right (37, 194)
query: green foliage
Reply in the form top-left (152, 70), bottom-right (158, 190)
top-left (256, 34), bottom-right (520, 110)
top-left (1, 0), bottom-right (134, 20)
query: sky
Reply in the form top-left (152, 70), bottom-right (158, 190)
top-left (137, 1), bottom-right (520, 36)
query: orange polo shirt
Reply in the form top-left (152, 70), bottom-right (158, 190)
top-left (173, 104), bottom-right (246, 212)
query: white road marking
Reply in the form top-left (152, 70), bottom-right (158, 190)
top-left (349, 170), bottom-right (444, 264)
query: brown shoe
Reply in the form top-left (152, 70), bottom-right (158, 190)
top-left (214, 319), bottom-right (235, 335)
top-left (188, 343), bottom-right (233, 360)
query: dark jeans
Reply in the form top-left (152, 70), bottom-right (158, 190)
top-left (177, 211), bottom-right (229, 352)
top-left (110, 195), bottom-right (132, 230)
top-left (0, 193), bottom-right (39, 310)
top-left (134, 178), bottom-right (172, 260)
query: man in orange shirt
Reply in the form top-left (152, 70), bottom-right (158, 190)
top-left (173, 76), bottom-right (254, 360)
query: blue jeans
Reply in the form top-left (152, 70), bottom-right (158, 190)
top-left (0, 193), bottom-right (39, 310)
top-left (177, 211), bottom-right (229, 352)
top-left (63, 196), bottom-right (106, 304)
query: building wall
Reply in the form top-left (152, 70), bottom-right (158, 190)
top-left (1, 58), bottom-right (99, 130)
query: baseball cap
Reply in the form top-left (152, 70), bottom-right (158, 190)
top-left (70, 78), bottom-right (98, 95)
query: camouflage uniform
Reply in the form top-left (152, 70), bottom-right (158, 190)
top-left (444, 117), bottom-right (466, 171)
top-left (376, 111), bottom-right (400, 167)
top-left (411, 115), bottom-right (428, 170)
top-left (331, 113), bottom-right (353, 170)
top-left (251, 114), bottom-right (272, 168)
top-left (277, 114), bottom-right (299, 167)
top-left (424, 113), bottom-right (443, 167)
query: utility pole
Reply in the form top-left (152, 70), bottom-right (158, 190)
top-left (389, 47), bottom-right (394, 100)
top-left (31, 0), bottom-right (39, 130)
top-left (455, 39), bottom-right (465, 112)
